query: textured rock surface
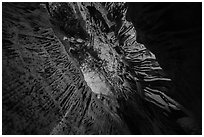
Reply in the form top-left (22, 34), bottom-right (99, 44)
top-left (2, 2), bottom-right (201, 135)
top-left (126, 2), bottom-right (202, 131)
top-left (2, 3), bottom-right (129, 135)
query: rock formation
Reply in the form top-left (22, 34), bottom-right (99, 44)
top-left (2, 2), bottom-right (201, 135)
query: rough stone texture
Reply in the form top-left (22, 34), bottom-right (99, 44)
top-left (126, 2), bottom-right (202, 131)
top-left (2, 2), bottom-right (201, 135)
top-left (2, 3), bottom-right (129, 135)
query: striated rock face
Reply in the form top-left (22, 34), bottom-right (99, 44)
top-left (126, 2), bottom-right (202, 132)
top-left (2, 2), bottom-right (201, 135)
top-left (2, 3), bottom-right (129, 135)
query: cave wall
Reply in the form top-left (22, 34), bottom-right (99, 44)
top-left (2, 3), bottom-right (130, 134)
top-left (126, 2), bottom-right (202, 128)
top-left (2, 2), bottom-right (201, 135)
